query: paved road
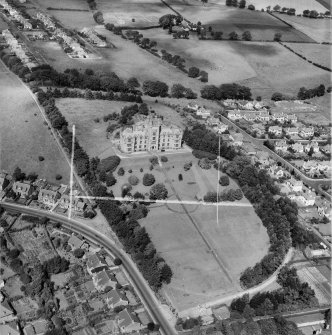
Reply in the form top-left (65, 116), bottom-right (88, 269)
top-left (0, 202), bottom-right (178, 335)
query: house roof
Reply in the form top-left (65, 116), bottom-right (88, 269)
top-left (105, 289), bottom-right (127, 305)
top-left (68, 234), bottom-right (84, 249)
top-left (0, 323), bottom-right (20, 335)
top-left (12, 181), bottom-right (31, 193)
top-left (94, 269), bottom-right (117, 288)
top-left (118, 309), bottom-right (138, 328)
top-left (86, 253), bottom-right (107, 270)
top-left (0, 300), bottom-right (13, 318)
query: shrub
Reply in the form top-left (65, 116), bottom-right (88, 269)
top-left (192, 149), bottom-right (217, 160)
top-left (178, 174), bottom-right (183, 181)
top-left (99, 156), bottom-right (121, 173)
top-left (38, 156), bottom-right (45, 161)
top-left (184, 162), bottom-right (192, 171)
top-left (160, 156), bottom-right (168, 162)
top-left (114, 258), bottom-right (122, 266)
top-left (128, 169), bottom-right (132, 173)
top-left (121, 183), bottom-right (132, 197)
top-left (248, 4), bottom-right (255, 9)
top-left (106, 173), bottom-right (117, 187)
top-left (133, 191), bottom-right (145, 199)
top-left (149, 156), bottom-right (159, 165)
top-left (117, 167), bottom-right (125, 176)
top-left (128, 175), bottom-right (139, 186)
top-left (188, 66), bottom-right (200, 78)
top-left (150, 183), bottom-right (168, 200)
top-left (140, 168), bottom-right (143, 172)
top-left (55, 174), bottom-right (62, 180)
top-left (198, 158), bottom-right (212, 169)
top-left (149, 164), bottom-right (154, 171)
top-left (143, 173), bottom-right (155, 186)
top-left (219, 175), bottom-right (230, 186)
top-left (73, 248), bottom-right (85, 258)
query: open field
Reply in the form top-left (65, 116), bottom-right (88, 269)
top-left (284, 42), bottom-right (332, 68)
top-left (245, 0), bottom-right (327, 13)
top-left (114, 152), bottom-right (270, 311)
top-left (0, 67), bottom-right (70, 184)
top-left (308, 94), bottom-right (332, 122)
top-left (231, 41), bottom-right (331, 98)
top-left (165, 1), bottom-right (314, 42)
top-left (138, 28), bottom-right (257, 85)
top-left (141, 196), bottom-right (269, 311)
top-left (274, 13), bottom-right (331, 43)
top-left (56, 98), bottom-right (187, 159)
top-left (96, 0), bottom-right (173, 27)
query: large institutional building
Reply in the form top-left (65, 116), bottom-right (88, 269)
top-left (119, 115), bottom-right (183, 153)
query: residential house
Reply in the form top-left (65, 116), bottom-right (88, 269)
top-left (223, 99), bottom-right (237, 108)
top-left (68, 234), bottom-right (84, 250)
top-left (286, 114), bottom-right (297, 123)
top-left (187, 103), bottom-right (211, 119)
top-left (316, 198), bottom-right (332, 219)
top-left (12, 181), bottom-right (32, 198)
top-left (297, 190), bottom-right (316, 207)
top-left (86, 253), bottom-right (108, 275)
top-left (269, 165), bottom-right (284, 178)
top-left (38, 188), bottom-right (60, 206)
top-left (291, 143), bottom-right (304, 153)
top-left (286, 178), bottom-right (303, 192)
top-left (242, 144), bottom-right (257, 155)
top-left (299, 127), bottom-right (314, 138)
top-left (207, 117), bottom-right (220, 127)
top-left (271, 112), bottom-right (286, 123)
top-left (1, 322), bottom-right (20, 335)
top-left (320, 145), bottom-right (331, 155)
top-left (227, 110), bottom-right (242, 120)
top-left (304, 141), bottom-right (319, 153)
top-left (58, 193), bottom-right (86, 212)
top-left (213, 122), bottom-right (228, 134)
top-left (232, 133), bottom-right (243, 146)
top-left (257, 110), bottom-right (270, 122)
top-left (221, 134), bottom-right (233, 142)
top-left (118, 309), bottom-right (142, 333)
top-left (242, 112), bottom-right (257, 122)
top-left (268, 126), bottom-right (282, 136)
top-left (92, 269), bottom-right (117, 291)
top-left (275, 140), bottom-right (288, 152)
top-left (105, 289), bottom-right (128, 309)
top-left (0, 173), bottom-right (9, 190)
top-left (285, 127), bottom-right (299, 136)
top-left (251, 123), bottom-right (265, 137)
top-left (254, 151), bottom-right (271, 167)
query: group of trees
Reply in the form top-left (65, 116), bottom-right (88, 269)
top-left (160, 49), bottom-right (186, 71)
top-left (142, 80), bottom-right (169, 97)
top-left (29, 65), bottom-right (137, 94)
top-left (297, 84), bottom-right (326, 100)
top-left (204, 188), bottom-right (243, 202)
top-left (201, 83), bottom-right (252, 100)
top-left (86, 0), bottom-right (97, 9)
top-left (159, 14), bottom-right (183, 29)
top-left (98, 200), bottom-right (172, 290)
top-left (171, 83), bottom-right (197, 99)
top-left (124, 30), bottom-right (158, 50)
top-left (0, 51), bottom-right (30, 79)
top-left (231, 266), bottom-right (318, 318)
top-left (226, 0), bottom-right (246, 8)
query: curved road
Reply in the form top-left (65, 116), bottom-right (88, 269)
top-left (0, 202), bottom-right (177, 335)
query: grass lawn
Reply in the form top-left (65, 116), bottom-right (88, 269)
top-left (0, 70), bottom-right (70, 184)
top-left (284, 43), bottom-right (331, 68)
top-left (55, 98), bottom-right (187, 158)
top-left (231, 41), bottom-right (331, 99)
top-left (273, 14), bottom-right (331, 43)
top-left (110, 152), bottom-right (270, 311)
top-left (3, 276), bottom-right (24, 298)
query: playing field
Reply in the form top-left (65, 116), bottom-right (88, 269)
top-left (164, 0), bottom-right (314, 42)
top-left (284, 43), bottom-right (332, 69)
top-left (0, 63), bottom-right (70, 184)
top-left (96, 0), bottom-right (173, 27)
top-left (108, 152), bottom-right (270, 311)
top-left (273, 13), bottom-right (331, 43)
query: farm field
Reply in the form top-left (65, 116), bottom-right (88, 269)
top-left (164, 1), bottom-right (314, 42)
top-left (55, 98), bottom-right (186, 159)
top-left (137, 28), bottom-right (257, 85)
top-left (308, 94), bottom-right (332, 122)
top-left (96, 0), bottom-right (173, 27)
top-left (273, 13), bottom-right (332, 43)
top-left (0, 65), bottom-right (70, 184)
top-left (245, 0), bottom-right (327, 13)
top-left (284, 42), bottom-right (332, 68)
top-left (231, 41), bottom-right (331, 98)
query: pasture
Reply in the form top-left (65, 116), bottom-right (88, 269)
top-left (284, 42), bottom-right (332, 68)
top-left (0, 66), bottom-right (70, 184)
top-left (164, 1), bottom-right (314, 42)
top-left (55, 98), bottom-right (186, 159)
top-left (273, 13), bottom-right (332, 43)
top-left (231, 41), bottom-right (331, 98)
top-left (96, 0), bottom-right (173, 27)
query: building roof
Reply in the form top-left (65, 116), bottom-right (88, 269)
top-left (0, 323), bottom-right (20, 335)
top-left (94, 269), bottom-right (117, 289)
top-left (68, 234), bottom-right (84, 249)
top-left (86, 253), bottom-right (107, 272)
top-left (105, 289), bottom-right (127, 305)
top-left (118, 309), bottom-right (139, 328)
top-left (12, 181), bottom-right (31, 193)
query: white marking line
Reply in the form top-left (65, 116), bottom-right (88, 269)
top-left (75, 196), bottom-right (252, 207)
top-left (217, 135), bottom-right (220, 226)
top-left (68, 125), bottom-right (76, 220)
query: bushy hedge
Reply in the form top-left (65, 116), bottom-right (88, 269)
top-left (99, 156), bottom-right (121, 173)
top-left (192, 149), bottom-right (217, 160)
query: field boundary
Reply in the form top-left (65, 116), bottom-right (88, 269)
top-left (280, 42), bottom-right (332, 72)
top-left (46, 7), bottom-right (89, 12)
